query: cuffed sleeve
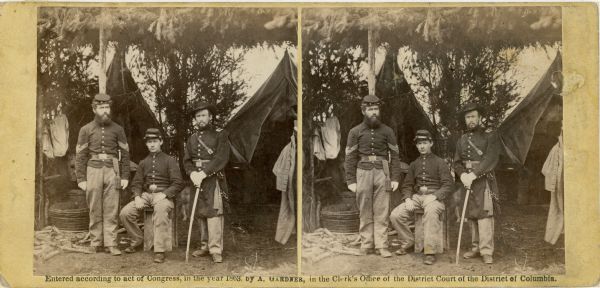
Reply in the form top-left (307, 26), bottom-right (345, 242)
top-left (75, 126), bottom-right (90, 183)
top-left (433, 158), bottom-right (454, 200)
top-left (202, 131), bottom-right (230, 177)
top-left (163, 156), bottom-right (184, 198)
top-left (344, 128), bottom-right (359, 185)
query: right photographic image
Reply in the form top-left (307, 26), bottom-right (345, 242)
top-left (301, 7), bottom-right (564, 275)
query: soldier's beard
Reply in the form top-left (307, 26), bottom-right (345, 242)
top-left (365, 115), bottom-right (381, 128)
top-left (94, 113), bottom-right (111, 124)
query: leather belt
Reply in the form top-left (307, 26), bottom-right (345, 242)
top-left (360, 155), bottom-right (387, 162)
top-left (463, 160), bottom-right (480, 169)
top-left (194, 159), bottom-right (211, 168)
top-left (90, 153), bottom-right (115, 160)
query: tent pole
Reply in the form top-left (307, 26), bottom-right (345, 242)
top-left (367, 25), bottom-right (377, 95)
top-left (98, 10), bottom-right (107, 94)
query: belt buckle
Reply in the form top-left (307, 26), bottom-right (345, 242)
top-left (195, 161), bottom-right (203, 168)
top-left (98, 153), bottom-right (108, 160)
top-left (465, 161), bottom-right (472, 169)
top-left (368, 155), bottom-right (377, 162)
top-left (419, 186), bottom-right (428, 193)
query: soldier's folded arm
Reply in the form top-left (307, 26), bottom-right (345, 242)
top-left (75, 125), bottom-right (91, 184)
top-left (344, 127), bottom-right (359, 185)
top-left (163, 156), bottom-right (184, 198)
top-left (202, 130), bottom-right (230, 177)
top-left (473, 132), bottom-right (501, 177)
top-left (400, 163), bottom-right (415, 201)
top-left (117, 126), bottom-right (130, 179)
top-left (130, 161), bottom-right (145, 198)
top-left (386, 127), bottom-right (402, 182)
top-left (434, 158), bottom-right (454, 201)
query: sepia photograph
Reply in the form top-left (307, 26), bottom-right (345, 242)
top-left (301, 6), bottom-right (564, 276)
top-left (35, 6), bottom-right (298, 276)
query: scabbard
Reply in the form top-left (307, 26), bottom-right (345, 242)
top-left (382, 160), bottom-right (392, 192)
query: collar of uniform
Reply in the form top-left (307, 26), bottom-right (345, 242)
top-left (197, 124), bottom-right (213, 132)
top-left (419, 152), bottom-right (432, 159)
top-left (466, 126), bottom-right (483, 133)
top-left (149, 151), bottom-right (163, 157)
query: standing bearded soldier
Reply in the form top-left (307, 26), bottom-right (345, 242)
top-left (454, 103), bottom-right (501, 264)
top-left (183, 102), bottom-right (230, 263)
top-left (344, 95), bottom-right (401, 258)
top-left (75, 93), bottom-right (130, 255)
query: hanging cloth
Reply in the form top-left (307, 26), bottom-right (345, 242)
top-left (49, 113), bottom-right (69, 157)
top-left (542, 132), bottom-right (564, 245)
top-left (312, 128), bottom-right (326, 161)
top-left (42, 124), bottom-right (54, 159)
top-left (321, 116), bottom-right (340, 159)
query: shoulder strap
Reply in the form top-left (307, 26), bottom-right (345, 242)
top-left (197, 134), bottom-right (214, 155)
top-left (466, 138), bottom-right (484, 156)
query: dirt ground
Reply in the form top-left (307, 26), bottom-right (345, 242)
top-left (34, 204), bottom-right (297, 276)
top-left (302, 204), bottom-right (565, 275)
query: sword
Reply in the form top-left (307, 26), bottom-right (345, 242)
top-left (456, 185), bottom-right (471, 265)
top-left (185, 185), bottom-right (201, 263)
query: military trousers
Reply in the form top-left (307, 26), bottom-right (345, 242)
top-left (198, 182), bottom-right (224, 255)
top-left (86, 166), bottom-right (119, 247)
top-left (468, 217), bottom-right (494, 256)
top-left (119, 194), bottom-right (174, 252)
top-left (390, 194), bottom-right (445, 254)
top-left (356, 168), bottom-right (389, 249)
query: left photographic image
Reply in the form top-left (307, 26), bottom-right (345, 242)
top-left (35, 6), bottom-right (298, 276)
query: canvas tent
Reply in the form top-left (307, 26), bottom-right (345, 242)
top-left (497, 52), bottom-right (563, 204)
top-left (226, 51), bottom-right (298, 165)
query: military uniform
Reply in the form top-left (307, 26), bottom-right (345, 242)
top-left (344, 95), bottom-right (401, 253)
top-left (75, 94), bottom-right (130, 250)
top-left (183, 102), bottom-right (230, 259)
top-left (390, 130), bottom-right (453, 257)
top-left (453, 103), bottom-right (500, 261)
top-left (120, 129), bottom-right (184, 256)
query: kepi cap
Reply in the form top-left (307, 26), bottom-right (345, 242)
top-left (414, 129), bottom-right (433, 143)
top-left (92, 93), bottom-right (112, 106)
top-left (143, 128), bottom-right (162, 140)
top-left (361, 94), bottom-right (381, 106)
top-left (459, 102), bottom-right (484, 116)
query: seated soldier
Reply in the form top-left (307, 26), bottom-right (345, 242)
top-left (389, 130), bottom-right (453, 265)
top-left (119, 128), bottom-right (184, 263)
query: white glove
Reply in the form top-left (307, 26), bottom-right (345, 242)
top-left (121, 179), bottom-right (129, 189)
top-left (404, 198), bottom-right (416, 211)
top-left (77, 181), bottom-right (87, 191)
top-left (134, 196), bottom-right (146, 209)
top-left (190, 171), bottom-right (202, 187)
top-left (348, 183), bottom-right (357, 193)
top-left (460, 173), bottom-right (472, 187)
top-left (391, 181), bottom-right (399, 191)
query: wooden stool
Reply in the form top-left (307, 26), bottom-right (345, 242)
top-left (413, 207), bottom-right (450, 253)
top-left (143, 201), bottom-right (178, 251)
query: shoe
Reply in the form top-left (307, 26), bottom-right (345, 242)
top-left (124, 245), bottom-right (141, 254)
top-left (395, 245), bottom-right (413, 256)
top-left (482, 255), bottom-right (493, 264)
top-left (212, 253), bottom-right (223, 263)
top-left (378, 248), bottom-right (392, 258)
top-left (359, 248), bottom-right (375, 255)
top-left (423, 254), bottom-right (436, 265)
top-left (92, 246), bottom-right (104, 253)
top-left (387, 229), bottom-right (398, 236)
top-left (153, 252), bottom-right (165, 263)
top-left (463, 250), bottom-right (480, 259)
top-left (108, 247), bottom-right (122, 256)
top-left (192, 249), bottom-right (210, 257)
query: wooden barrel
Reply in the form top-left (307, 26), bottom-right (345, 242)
top-left (320, 209), bottom-right (360, 233)
top-left (49, 199), bottom-right (89, 232)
